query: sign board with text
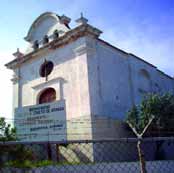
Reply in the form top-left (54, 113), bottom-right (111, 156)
top-left (14, 100), bottom-right (66, 142)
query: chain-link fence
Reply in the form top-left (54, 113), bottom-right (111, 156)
top-left (1, 137), bottom-right (174, 173)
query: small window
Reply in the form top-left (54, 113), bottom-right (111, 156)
top-left (40, 60), bottom-right (54, 77)
top-left (43, 35), bottom-right (49, 44)
top-left (33, 40), bottom-right (39, 50)
top-left (53, 30), bottom-right (59, 39)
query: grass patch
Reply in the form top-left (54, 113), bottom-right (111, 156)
top-left (4, 160), bottom-right (87, 168)
top-left (5, 160), bottom-right (54, 168)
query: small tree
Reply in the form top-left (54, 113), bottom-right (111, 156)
top-left (127, 93), bottom-right (174, 163)
top-left (0, 117), bottom-right (16, 141)
top-left (0, 117), bottom-right (34, 167)
top-left (127, 93), bottom-right (174, 135)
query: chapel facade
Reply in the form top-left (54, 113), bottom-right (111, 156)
top-left (6, 12), bottom-right (174, 140)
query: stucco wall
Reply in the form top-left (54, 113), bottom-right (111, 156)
top-left (87, 39), bottom-right (174, 121)
top-left (87, 40), bottom-right (133, 120)
top-left (128, 54), bottom-right (174, 105)
top-left (14, 37), bottom-right (91, 121)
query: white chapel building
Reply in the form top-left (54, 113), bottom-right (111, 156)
top-left (6, 12), bottom-right (174, 141)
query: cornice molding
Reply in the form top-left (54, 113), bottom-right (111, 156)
top-left (5, 24), bottom-right (102, 70)
top-left (31, 77), bottom-right (66, 90)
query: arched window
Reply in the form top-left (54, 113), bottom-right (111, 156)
top-left (38, 88), bottom-right (56, 104)
top-left (139, 69), bottom-right (150, 79)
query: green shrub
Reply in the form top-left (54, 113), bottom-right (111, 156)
top-left (5, 160), bottom-right (34, 168)
top-left (35, 160), bottom-right (54, 167)
top-left (5, 160), bottom-right (54, 168)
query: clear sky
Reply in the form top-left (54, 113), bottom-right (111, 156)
top-left (0, 0), bottom-right (174, 121)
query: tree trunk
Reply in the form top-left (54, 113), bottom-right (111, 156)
top-left (137, 140), bottom-right (147, 173)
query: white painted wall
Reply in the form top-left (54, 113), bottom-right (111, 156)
top-left (14, 37), bottom-right (91, 121)
top-left (87, 40), bottom-right (133, 120)
top-left (86, 39), bottom-right (174, 121)
top-left (128, 54), bottom-right (174, 105)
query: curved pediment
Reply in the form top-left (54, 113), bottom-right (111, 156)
top-left (24, 12), bottom-right (71, 43)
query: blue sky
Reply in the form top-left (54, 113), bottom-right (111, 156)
top-left (0, 0), bottom-right (174, 119)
